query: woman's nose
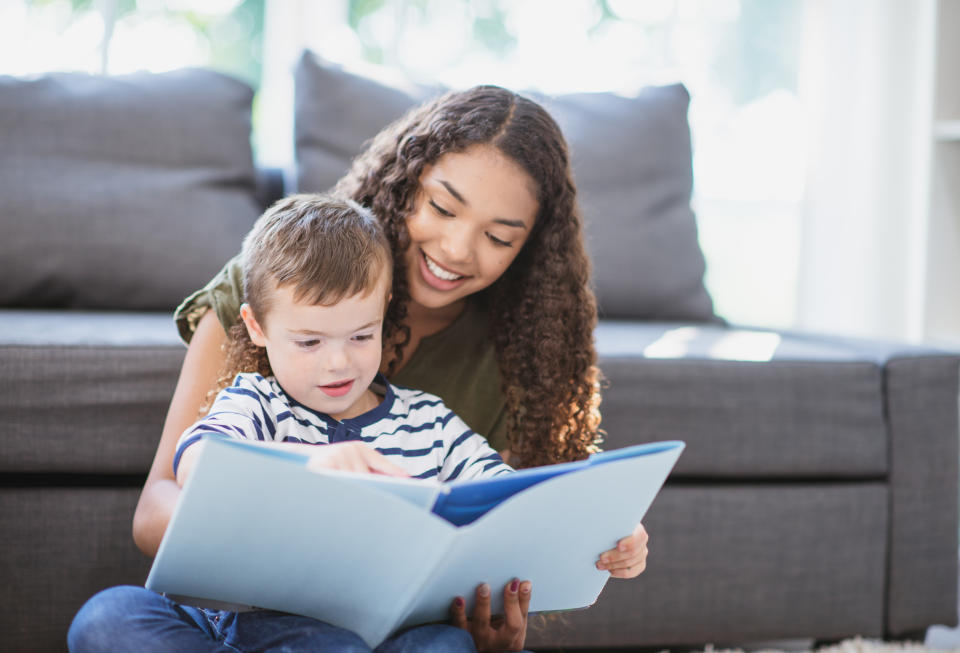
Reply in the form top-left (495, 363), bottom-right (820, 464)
top-left (439, 222), bottom-right (473, 263)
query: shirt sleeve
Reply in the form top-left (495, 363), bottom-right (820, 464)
top-left (173, 253), bottom-right (245, 344)
top-left (172, 374), bottom-right (276, 475)
top-left (438, 408), bottom-right (514, 482)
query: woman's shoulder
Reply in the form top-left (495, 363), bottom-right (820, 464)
top-left (173, 254), bottom-right (244, 343)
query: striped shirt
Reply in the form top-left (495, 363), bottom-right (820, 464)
top-left (173, 373), bottom-right (513, 482)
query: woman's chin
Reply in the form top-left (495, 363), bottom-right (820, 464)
top-left (407, 283), bottom-right (468, 313)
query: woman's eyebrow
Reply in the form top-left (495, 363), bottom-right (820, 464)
top-left (439, 180), bottom-right (467, 205)
top-left (494, 218), bottom-right (527, 230)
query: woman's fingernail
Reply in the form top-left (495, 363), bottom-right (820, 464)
top-left (454, 597), bottom-right (465, 608)
top-left (478, 583), bottom-right (490, 597)
top-left (520, 581), bottom-right (531, 594)
top-left (510, 579), bottom-right (519, 592)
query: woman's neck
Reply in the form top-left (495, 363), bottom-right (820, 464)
top-left (405, 297), bottom-right (467, 340)
top-left (383, 298), bottom-right (466, 376)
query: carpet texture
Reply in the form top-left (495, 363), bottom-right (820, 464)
top-left (700, 637), bottom-right (951, 653)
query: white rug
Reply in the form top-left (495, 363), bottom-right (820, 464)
top-left (699, 637), bottom-right (957, 653)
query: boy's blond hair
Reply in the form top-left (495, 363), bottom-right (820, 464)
top-left (206, 194), bottom-right (392, 412)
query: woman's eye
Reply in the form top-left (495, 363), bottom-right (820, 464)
top-left (487, 233), bottom-right (512, 247)
top-left (297, 340), bottom-right (320, 348)
top-left (429, 200), bottom-right (454, 217)
top-left (353, 334), bottom-right (375, 342)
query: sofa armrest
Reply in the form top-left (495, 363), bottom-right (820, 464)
top-left (885, 354), bottom-right (959, 634)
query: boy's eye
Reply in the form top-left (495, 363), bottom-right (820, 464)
top-left (353, 334), bottom-right (375, 342)
top-left (297, 339), bottom-right (320, 348)
top-left (487, 233), bottom-right (512, 247)
top-left (429, 200), bottom-right (454, 217)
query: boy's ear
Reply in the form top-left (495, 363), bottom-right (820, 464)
top-left (240, 304), bottom-right (268, 347)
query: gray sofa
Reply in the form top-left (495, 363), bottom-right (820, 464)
top-left (1, 52), bottom-right (957, 652)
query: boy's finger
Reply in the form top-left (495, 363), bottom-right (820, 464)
top-left (360, 448), bottom-right (410, 477)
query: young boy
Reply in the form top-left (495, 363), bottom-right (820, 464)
top-left (174, 193), bottom-right (513, 488)
top-left (69, 194), bottom-right (498, 652)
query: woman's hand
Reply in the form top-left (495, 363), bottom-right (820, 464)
top-left (450, 579), bottom-right (531, 652)
top-left (596, 522), bottom-right (649, 578)
top-left (305, 441), bottom-right (410, 477)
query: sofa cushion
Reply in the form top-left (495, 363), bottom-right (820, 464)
top-left (595, 322), bottom-right (957, 478)
top-left (0, 311), bottom-right (184, 474)
top-left (0, 69), bottom-right (263, 310)
top-left (293, 51), bottom-right (716, 322)
top-left (539, 88), bottom-right (714, 321)
top-left (2, 309), bottom-right (944, 482)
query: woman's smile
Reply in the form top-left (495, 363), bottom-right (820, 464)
top-left (419, 249), bottom-right (470, 290)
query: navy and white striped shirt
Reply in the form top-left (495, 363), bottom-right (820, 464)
top-left (174, 373), bottom-right (513, 482)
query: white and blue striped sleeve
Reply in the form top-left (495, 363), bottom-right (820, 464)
top-left (172, 374), bottom-right (279, 475)
top-left (438, 408), bottom-right (514, 482)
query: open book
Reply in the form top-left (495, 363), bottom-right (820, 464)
top-left (146, 438), bottom-right (684, 647)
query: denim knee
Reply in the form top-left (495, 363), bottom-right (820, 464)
top-left (422, 626), bottom-right (475, 652)
top-left (377, 624), bottom-right (476, 653)
top-left (68, 586), bottom-right (151, 653)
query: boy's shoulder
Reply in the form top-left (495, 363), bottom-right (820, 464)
top-left (218, 372), bottom-right (283, 403)
top-left (384, 380), bottom-right (452, 416)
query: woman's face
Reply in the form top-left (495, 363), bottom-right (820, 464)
top-left (404, 144), bottom-right (539, 313)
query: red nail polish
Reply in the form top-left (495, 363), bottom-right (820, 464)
top-left (510, 579), bottom-right (519, 592)
top-left (455, 597), bottom-right (464, 608)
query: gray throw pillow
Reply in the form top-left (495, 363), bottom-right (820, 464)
top-left (540, 87), bottom-right (716, 321)
top-left (293, 51), bottom-right (716, 322)
top-left (0, 69), bottom-right (262, 310)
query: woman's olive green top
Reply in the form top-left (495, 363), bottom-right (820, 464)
top-left (174, 255), bottom-right (509, 452)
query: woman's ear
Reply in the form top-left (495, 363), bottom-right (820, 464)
top-left (240, 304), bottom-right (268, 347)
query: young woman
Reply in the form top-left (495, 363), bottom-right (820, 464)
top-left (133, 85), bottom-right (650, 652)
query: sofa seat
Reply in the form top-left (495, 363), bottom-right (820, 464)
top-left (596, 321), bottom-right (953, 479)
top-left (0, 310), bottom-right (184, 475)
top-left (0, 311), bottom-right (953, 481)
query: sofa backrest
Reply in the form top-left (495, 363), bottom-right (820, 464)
top-left (0, 69), bottom-right (264, 311)
top-left (1, 54), bottom-right (716, 321)
top-left (294, 51), bottom-right (717, 322)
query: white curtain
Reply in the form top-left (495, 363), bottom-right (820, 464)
top-left (795, 0), bottom-right (937, 342)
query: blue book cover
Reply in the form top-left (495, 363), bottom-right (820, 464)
top-left (146, 438), bottom-right (684, 647)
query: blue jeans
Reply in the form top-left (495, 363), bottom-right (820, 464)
top-left (68, 586), bottom-right (476, 652)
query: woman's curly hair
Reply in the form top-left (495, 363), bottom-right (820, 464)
top-left (334, 85), bottom-right (602, 467)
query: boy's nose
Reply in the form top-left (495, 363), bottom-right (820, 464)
top-left (325, 346), bottom-right (348, 371)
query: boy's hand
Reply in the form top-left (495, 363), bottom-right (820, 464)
top-left (596, 522), bottom-right (649, 578)
top-left (449, 579), bottom-right (530, 652)
top-left (305, 441), bottom-right (409, 477)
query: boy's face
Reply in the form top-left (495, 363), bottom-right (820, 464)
top-left (241, 274), bottom-right (389, 421)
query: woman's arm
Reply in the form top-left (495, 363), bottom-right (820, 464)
top-left (132, 310), bottom-right (228, 557)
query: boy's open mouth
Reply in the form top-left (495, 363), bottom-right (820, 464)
top-left (319, 379), bottom-right (354, 397)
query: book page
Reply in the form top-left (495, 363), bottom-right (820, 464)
top-left (147, 438), bottom-right (456, 648)
top-left (399, 443), bottom-right (684, 628)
